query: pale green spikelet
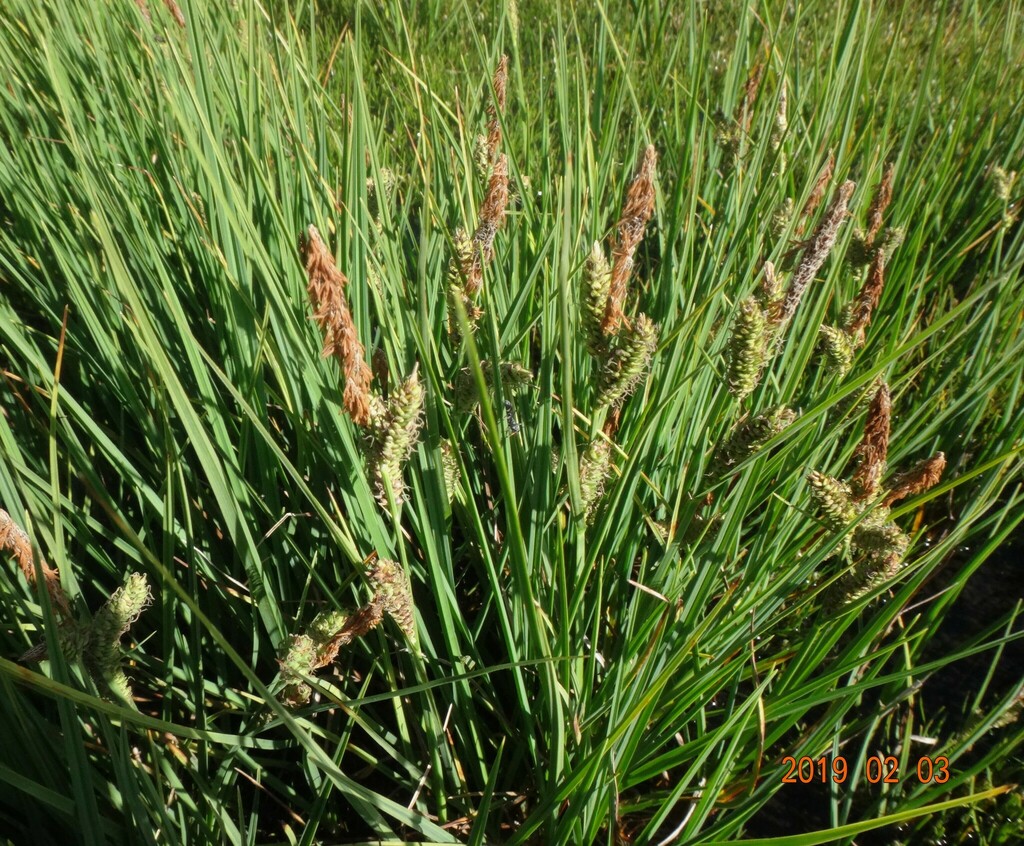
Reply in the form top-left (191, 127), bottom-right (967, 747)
top-left (440, 439), bottom-right (460, 505)
top-left (454, 360), bottom-right (533, 413)
top-left (726, 298), bottom-right (769, 400)
top-left (447, 227), bottom-right (474, 290)
top-left (595, 315), bottom-right (658, 409)
top-left (578, 438), bottom-right (613, 518)
top-left (19, 619), bottom-right (91, 664)
top-left (716, 405), bottom-right (797, 467)
top-left (757, 261), bottom-right (782, 312)
top-left (454, 368), bottom-right (480, 413)
top-left (992, 166), bottom-right (1017, 202)
top-left (507, 0), bottom-right (519, 44)
top-left (472, 133), bottom-right (490, 181)
top-left (770, 78), bottom-right (787, 153)
top-left (876, 227), bottom-right (904, 264)
top-left (582, 241), bottom-right (611, 356)
top-left (818, 325), bottom-right (855, 376)
top-left (838, 548), bottom-right (905, 605)
top-left (107, 671), bottom-right (134, 704)
top-left (447, 228), bottom-right (479, 334)
top-left (368, 559), bottom-right (417, 645)
top-left (368, 369), bottom-right (425, 505)
top-left (853, 520), bottom-right (909, 559)
top-left (847, 228), bottom-right (872, 267)
top-left (712, 109), bottom-right (741, 169)
top-left (366, 169), bottom-right (396, 225)
top-left (770, 197), bottom-right (794, 238)
top-left (807, 472), bottom-right (857, 530)
top-left (279, 633), bottom-right (318, 707)
top-left (84, 572), bottom-right (152, 703)
top-left (494, 361), bottom-right (533, 394)
top-left (58, 620), bottom-right (91, 662)
top-left (281, 634), bottom-right (317, 679)
top-left (307, 609), bottom-right (347, 646)
top-left (282, 682), bottom-right (312, 708)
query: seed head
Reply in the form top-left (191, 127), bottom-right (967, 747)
top-left (716, 406), bottom-right (797, 468)
top-left (770, 198), bottom-right (794, 238)
top-left (302, 225), bottom-right (372, 425)
top-left (602, 146), bottom-right (657, 335)
top-left (882, 452), bottom-right (946, 507)
top-left (307, 609), bottom-right (348, 645)
top-left (726, 298), bottom-right (769, 400)
top-left (578, 437), bottom-right (613, 519)
top-left (85, 573), bottom-right (152, 702)
top-left (851, 383), bottom-right (890, 501)
top-left (780, 180), bottom-right (855, 324)
top-left (758, 261), bottom-right (782, 312)
top-left (865, 162), bottom-right (895, 246)
top-left (807, 471), bottom-right (857, 530)
top-left (316, 601), bottom-right (385, 669)
top-left (818, 324), bottom-right (855, 377)
top-left (876, 227), bottom-right (904, 264)
top-left (992, 166), bottom-right (1017, 203)
top-left (595, 314), bottom-right (658, 409)
top-left (844, 247), bottom-right (888, 343)
top-left (582, 241), bottom-right (612, 356)
top-left (770, 78), bottom-right (787, 153)
top-left (1, 508), bottom-right (70, 616)
top-left (485, 55), bottom-right (509, 165)
top-left (368, 559), bottom-right (417, 645)
top-left (853, 521), bottom-right (909, 559)
top-left (368, 369), bottom-right (425, 505)
top-left (798, 151), bottom-right (835, 231)
top-left (440, 439), bottom-right (460, 505)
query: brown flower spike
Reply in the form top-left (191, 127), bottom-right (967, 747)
top-left (798, 151), bottom-right (835, 233)
top-left (851, 383), bottom-right (891, 501)
top-left (603, 145), bottom-right (657, 335)
top-left (845, 247), bottom-right (887, 343)
top-left (303, 225), bottom-right (373, 425)
top-left (779, 180), bottom-right (855, 324)
top-left (883, 453), bottom-right (946, 507)
top-left (1, 508), bottom-right (70, 616)
top-left (865, 162), bottom-right (895, 247)
top-left (461, 154), bottom-right (510, 300)
top-left (485, 55), bottom-right (509, 165)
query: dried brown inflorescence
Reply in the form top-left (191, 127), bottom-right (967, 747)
top-left (779, 180), bottom-right (855, 324)
top-left (602, 145), bottom-right (657, 336)
top-left (303, 224), bottom-right (373, 425)
top-left (851, 382), bottom-right (891, 501)
top-left (163, 0), bottom-right (185, 28)
top-left (844, 248), bottom-right (887, 343)
top-left (883, 452), bottom-right (946, 507)
top-left (735, 57), bottom-right (765, 133)
top-left (468, 153), bottom-right (510, 295)
top-left (313, 601), bottom-right (385, 671)
top-left (865, 161), bottom-right (895, 247)
top-left (1, 508), bottom-right (70, 617)
top-left (368, 558), bottom-right (417, 645)
top-left (485, 55), bottom-right (509, 165)
top-left (450, 155), bottom-right (511, 328)
top-left (798, 151), bottom-right (835, 232)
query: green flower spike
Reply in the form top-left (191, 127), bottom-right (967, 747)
top-left (726, 298), bottom-right (769, 400)
top-left (84, 572), bottom-right (152, 704)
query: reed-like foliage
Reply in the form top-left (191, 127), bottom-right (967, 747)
top-left (0, 1), bottom-right (1022, 844)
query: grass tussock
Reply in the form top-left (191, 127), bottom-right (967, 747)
top-left (0, 1), bottom-right (1023, 844)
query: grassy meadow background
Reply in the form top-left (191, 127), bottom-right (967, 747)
top-left (0, 0), bottom-right (1023, 843)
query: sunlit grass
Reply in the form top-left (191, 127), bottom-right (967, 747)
top-left (0, 0), bottom-right (1022, 843)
